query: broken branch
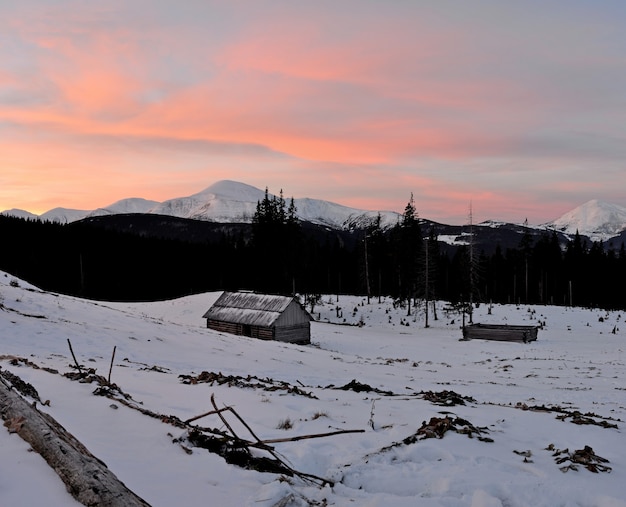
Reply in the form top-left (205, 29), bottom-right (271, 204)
top-left (261, 428), bottom-right (365, 444)
top-left (108, 345), bottom-right (117, 384)
top-left (67, 338), bottom-right (82, 373)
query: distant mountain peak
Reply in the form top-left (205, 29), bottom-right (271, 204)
top-left (40, 207), bottom-right (90, 224)
top-left (1, 208), bottom-right (38, 220)
top-left (545, 199), bottom-right (626, 242)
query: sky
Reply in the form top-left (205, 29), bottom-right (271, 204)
top-left (1, 1), bottom-right (625, 225)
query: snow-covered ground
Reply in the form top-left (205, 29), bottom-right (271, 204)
top-left (1, 271), bottom-right (625, 506)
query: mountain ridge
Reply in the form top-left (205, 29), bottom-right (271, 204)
top-left (3, 180), bottom-right (402, 231)
top-left (3, 180), bottom-right (626, 241)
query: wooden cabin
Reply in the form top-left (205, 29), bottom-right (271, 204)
top-left (462, 323), bottom-right (538, 343)
top-left (203, 291), bottom-right (313, 344)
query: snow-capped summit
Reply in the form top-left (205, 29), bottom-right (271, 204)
top-left (87, 198), bottom-right (160, 218)
top-left (544, 199), bottom-right (626, 242)
top-left (147, 180), bottom-right (264, 223)
top-left (196, 180), bottom-right (268, 202)
top-left (1, 208), bottom-right (38, 220)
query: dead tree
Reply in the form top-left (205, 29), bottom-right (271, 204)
top-left (0, 378), bottom-right (151, 507)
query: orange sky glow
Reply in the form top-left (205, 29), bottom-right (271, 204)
top-left (1, 1), bottom-right (625, 224)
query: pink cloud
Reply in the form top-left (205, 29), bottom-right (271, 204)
top-left (1, 2), bottom-right (548, 166)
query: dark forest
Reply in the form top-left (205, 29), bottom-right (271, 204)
top-left (1, 198), bottom-right (625, 310)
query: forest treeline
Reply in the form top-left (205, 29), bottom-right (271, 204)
top-left (1, 193), bottom-right (625, 309)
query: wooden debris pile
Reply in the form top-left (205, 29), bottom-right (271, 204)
top-left (0, 355), bottom-right (59, 375)
top-left (59, 341), bottom-right (189, 428)
top-left (2, 350), bottom-right (357, 489)
top-left (376, 415), bottom-right (493, 456)
top-left (64, 368), bottom-right (189, 428)
top-left (178, 394), bottom-right (351, 487)
top-left (328, 383), bottom-right (476, 406)
top-left (556, 410), bottom-right (619, 429)
top-left (185, 429), bottom-right (295, 476)
top-left (547, 444), bottom-right (612, 473)
top-left (0, 367), bottom-right (43, 402)
top-left (419, 390), bottom-right (476, 406)
top-left (377, 415), bottom-right (493, 454)
top-left (515, 402), bottom-right (619, 429)
top-left (332, 379), bottom-right (395, 396)
top-left (406, 416), bottom-right (493, 443)
top-left (179, 370), bottom-right (317, 398)
top-left (61, 340), bottom-right (347, 485)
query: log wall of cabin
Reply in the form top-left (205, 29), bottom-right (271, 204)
top-left (275, 324), bottom-right (310, 344)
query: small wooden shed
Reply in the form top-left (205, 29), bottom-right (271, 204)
top-left (462, 323), bottom-right (538, 343)
top-left (203, 291), bottom-right (312, 344)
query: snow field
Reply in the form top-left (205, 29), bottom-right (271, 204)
top-left (1, 272), bottom-right (625, 506)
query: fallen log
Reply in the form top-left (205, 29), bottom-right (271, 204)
top-left (0, 377), bottom-right (151, 507)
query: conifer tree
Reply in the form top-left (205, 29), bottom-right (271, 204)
top-left (394, 193), bottom-right (423, 314)
top-left (252, 187), bottom-right (301, 294)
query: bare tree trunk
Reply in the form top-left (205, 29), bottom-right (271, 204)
top-left (0, 382), bottom-right (151, 507)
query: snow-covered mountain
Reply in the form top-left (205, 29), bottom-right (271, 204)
top-left (543, 199), bottom-right (626, 242)
top-left (1, 208), bottom-right (38, 220)
top-left (39, 207), bottom-right (91, 224)
top-left (2, 180), bottom-right (400, 230)
top-left (3, 182), bottom-right (626, 240)
top-left (149, 180), bottom-right (401, 229)
top-left (147, 180), bottom-right (262, 223)
top-left (87, 197), bottom-right (160, 218)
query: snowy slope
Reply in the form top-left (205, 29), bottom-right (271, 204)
top-left (1, 271), bottom-right (625, 506)
top-left (544, 199), bottom-right (626, 242)
top-left (293, 197), bottom-right (399, 229)
top-left (148, 180), bottom-right (263, 222)
top-left (39, 207), bottom-right (90, 224)
top-left (1, 209), bottom-right (38, 220)
top-left (87, 197), bottom-right (161, 217)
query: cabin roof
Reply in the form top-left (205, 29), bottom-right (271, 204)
top-left (202, 291), bottom-right (311, 328)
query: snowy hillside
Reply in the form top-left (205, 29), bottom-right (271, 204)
top-left (292, 196), bottom-right (398, 229)
top-left (1, 207), bottom-right (90, 224)
top-left (87, 198), bottom-right (161, 218)
top-left (148, 180), bottom-right (262, 223)
top-left (1, 272), bottom-right (625, 506)
top-left (0, 209), bottom-right (38, 220)
top-left (544, 200), bottom-right (626, 242)
top-left (39, 207), bottom-right (90, 224)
